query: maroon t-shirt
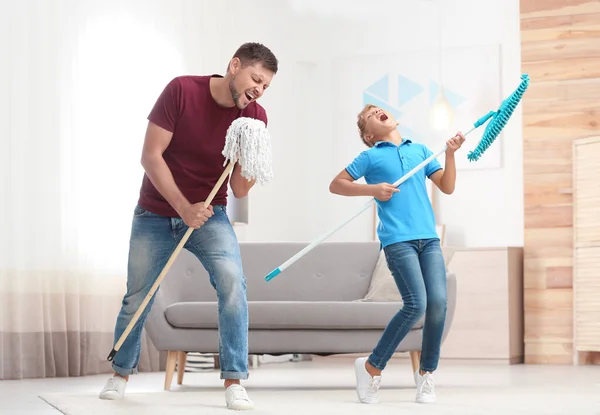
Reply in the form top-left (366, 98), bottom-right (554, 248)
top-left (138, 75), bottom-right (268, 217)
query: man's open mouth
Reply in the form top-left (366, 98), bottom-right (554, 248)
top-left (245, 91), bottom-right (255, 101)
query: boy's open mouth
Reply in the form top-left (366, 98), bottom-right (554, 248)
top-left (380, 113), bottom-right (388, 121)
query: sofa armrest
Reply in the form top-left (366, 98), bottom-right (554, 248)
top-left (145, 285), bottom-right (176, 352)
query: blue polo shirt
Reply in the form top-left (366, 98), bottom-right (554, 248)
top-left (345, 139), bottom-right (442, 248)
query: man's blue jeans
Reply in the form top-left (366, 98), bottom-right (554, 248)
top-left (111, 204), bottom-right (249, 380)
top-left (368, 238), bottom-right (447, 373)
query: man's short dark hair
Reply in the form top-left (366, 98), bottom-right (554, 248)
top-left (231, 42), bottom-right (278, 74)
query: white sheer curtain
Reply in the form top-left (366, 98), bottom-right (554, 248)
top-left (0, 0), bottom-right (203, 379)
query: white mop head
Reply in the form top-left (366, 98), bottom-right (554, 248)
top-left (222, 117), bottom-right (274, 185)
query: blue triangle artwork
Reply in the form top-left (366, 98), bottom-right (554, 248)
top-left (362, 74), bottom-right (466, 140)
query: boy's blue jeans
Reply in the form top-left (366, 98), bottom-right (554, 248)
top-left (368, 238), bottom-right (447, 373)
top-left (111, 204), bottom-right (249, 380)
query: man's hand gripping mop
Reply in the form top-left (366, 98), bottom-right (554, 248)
top-left (265, 73), bottom-right (530, 282)
top-left (107, 117), bottom-right (274, 362)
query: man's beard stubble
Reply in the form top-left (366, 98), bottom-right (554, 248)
top-left (228, 77), bottom-right (243, 109)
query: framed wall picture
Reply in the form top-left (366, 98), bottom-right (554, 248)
top-left (333, 44), bottom-right (503, 172)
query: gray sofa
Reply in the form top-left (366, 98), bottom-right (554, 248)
top-left (145, 241), bottom-right (457, 390)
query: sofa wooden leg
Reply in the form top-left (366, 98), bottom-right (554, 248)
top-left (409, 351), bottom-right (421, 375)
top-left (164, 351), bottom-right (178, 391)
top-left (177, 352), bottom-right (187, 385)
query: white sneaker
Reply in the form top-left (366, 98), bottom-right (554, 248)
top-left (354, 357), bottom-right (381, 404)
top-left (225, 384), bottom-right (254, 410)
top-left (99, 376), bottom-right (127, 400)
top-left (415, 371), bottom-right (436, 403)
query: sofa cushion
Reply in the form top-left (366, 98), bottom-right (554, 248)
top-left (361, 246), bottom-right (457, 302)
top-left (361, 249), bottom-right (402, 302)
top-left (165, 301), bottom-right (424, 330)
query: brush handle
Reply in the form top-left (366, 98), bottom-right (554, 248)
top-left (384, 121), bottom-right (483, 191)
top-left (265, 120), bottom-right (490, 282)
top-left (264, 196), bottom-right (377, 281)
top-left (265, 141), bottom-right (449, 281)
top-left (108, 161), bottom-right (236, 361)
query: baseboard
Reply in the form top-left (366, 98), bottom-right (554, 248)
top-left (313, 352), bottom-right (410, 359)
top-left (510, 355), bottom-right (524, 364)
top-left (311, 355), bottom-right (520, 366)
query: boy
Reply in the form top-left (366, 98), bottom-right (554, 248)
top-left (329, 104), bottom-right (464, 404)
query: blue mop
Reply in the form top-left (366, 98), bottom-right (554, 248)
top-left (265, 74), bottom-right (530, 282)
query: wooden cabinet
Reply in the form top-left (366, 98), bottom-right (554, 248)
top-left (573, 136), bottom-right (600, 364)
top-left (440, 247), bottom-right (524, 363)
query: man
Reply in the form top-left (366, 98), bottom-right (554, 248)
top-left (99, 42), bottom-right (278, 411)
top-left (329, 104), bottom-right (464, 404)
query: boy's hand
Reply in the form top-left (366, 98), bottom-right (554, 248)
top-left (371, 183), bottom-right (400, 201)
top-left (446, 132), bottom-right (465, 154)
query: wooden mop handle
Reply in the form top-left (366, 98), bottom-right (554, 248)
top-left (107, 160), bottom-right (236, 361)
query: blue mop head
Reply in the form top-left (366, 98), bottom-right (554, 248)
top-left (467, 74), bottom-right (530, 162)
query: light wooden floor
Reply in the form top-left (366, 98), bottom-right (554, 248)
top-left (1, 356), bottom-right (599, 414)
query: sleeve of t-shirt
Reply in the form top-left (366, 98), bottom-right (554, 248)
top-left (254, 104), bottom-right (268, 127)
top-left (424, 145), bottom-right (443, 178)
top-left (147, 77), bottom-right (182, 133)
top-left (345, 150), bottom-right (370, 180)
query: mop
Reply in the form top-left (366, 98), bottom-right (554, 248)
top-left (107, 117), bottom-right (273, 362)
top-left (265, 73), bottom-right (530, 282)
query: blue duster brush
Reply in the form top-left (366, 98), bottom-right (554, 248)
top-left (467, 73), bottom-right (529, 161)
top-left (265, 74), bottom-right (529, 282)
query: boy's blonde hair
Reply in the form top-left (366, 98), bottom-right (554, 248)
top-left (357, 104), bottom-right (376, 148)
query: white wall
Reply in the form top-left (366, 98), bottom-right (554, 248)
top-left (230, 0), bottom-right (524, 248)
top-left (9, 0), bottom-right (520, 249)
top-left (193, 0), bottom-right (330, 243)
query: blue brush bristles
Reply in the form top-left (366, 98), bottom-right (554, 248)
top-left (467, 74), bottom-right (530, 162)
